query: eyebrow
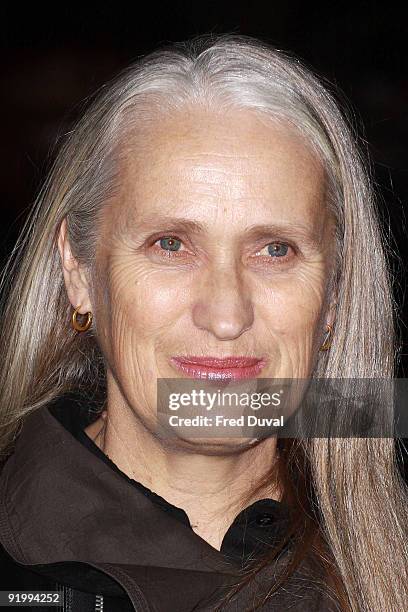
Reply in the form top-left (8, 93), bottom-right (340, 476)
top-left (126, 215), bottom-right (323, 249)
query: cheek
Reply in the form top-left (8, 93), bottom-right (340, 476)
top-left (104, 260), bottom-right (189, 345)
top-left (257, 267), bottom-right (326, 342)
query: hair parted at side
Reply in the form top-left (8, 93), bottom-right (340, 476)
top-left (0, 33), bottom-right (407, 611)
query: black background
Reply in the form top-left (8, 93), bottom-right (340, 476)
top-left (1, 2), bottom-right (408, 374)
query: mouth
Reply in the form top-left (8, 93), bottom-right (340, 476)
top-left (170, 355), bottom-right (267, 380)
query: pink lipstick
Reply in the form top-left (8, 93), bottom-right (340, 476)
top-left (170, 355), bottom-right (266, 380)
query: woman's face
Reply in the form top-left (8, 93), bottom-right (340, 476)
top-left (71, 108), bottom-right (336, 434)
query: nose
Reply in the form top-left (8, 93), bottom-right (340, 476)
top-left (192, 262), bottom-right (254, 340)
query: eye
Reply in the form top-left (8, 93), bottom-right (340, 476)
top-left (156, 236), bottom-right (183, 252)
top-left (257, 242), bottom-right (291, 258)
top-left (149, 235), bottom-right (190, 260)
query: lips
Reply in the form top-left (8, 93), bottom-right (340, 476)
top-left (170, 355), bottom-right (266, 380)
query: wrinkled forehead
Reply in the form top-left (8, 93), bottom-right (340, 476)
top-left (105, 107), bottom-right (332, 240)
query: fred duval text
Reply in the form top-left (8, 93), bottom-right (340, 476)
top-left (167, 414), bottom-right (285, 427)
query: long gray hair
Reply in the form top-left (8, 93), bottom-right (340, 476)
top-left (1, 34), bottom-right (407, 611)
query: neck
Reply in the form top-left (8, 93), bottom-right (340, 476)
top-left (85, 384), bottom-right (282, 551)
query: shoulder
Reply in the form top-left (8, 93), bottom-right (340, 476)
top-left (0, 541), bottom-right (56, 590)
top-left (0, 544), bottom-right (132, 611)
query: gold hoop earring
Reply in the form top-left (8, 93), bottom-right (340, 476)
top-left (72, 307), bottom-right (93, 332)
top-left (320, 324), bottom-right (333, 351)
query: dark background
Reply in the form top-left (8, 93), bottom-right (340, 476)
top-left (1, 2), bottom-right (408, 374)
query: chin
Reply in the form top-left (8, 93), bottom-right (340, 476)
top-left (156, 431), bottom-right (259, 455)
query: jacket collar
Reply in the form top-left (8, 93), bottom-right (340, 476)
top-left (0, 394), bottom-right (293, 610)
top-left (0, 396), bottom-right (239, 572)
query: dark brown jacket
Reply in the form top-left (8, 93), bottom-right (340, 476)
top-left (0, 395), bottom-right (340, 611)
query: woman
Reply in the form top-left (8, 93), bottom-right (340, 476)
top-left (0, 33), bottom-right (407, 611)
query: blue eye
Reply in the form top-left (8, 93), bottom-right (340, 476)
top-left (267, 243), bottom-right (289, 257)
top-left (159, 237), bottom-right (182, 251)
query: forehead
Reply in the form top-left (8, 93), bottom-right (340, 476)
top-left (115, 107), bottom-right (327, 231)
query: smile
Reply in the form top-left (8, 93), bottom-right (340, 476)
top-left (170, 355), bottom-right (267, 380)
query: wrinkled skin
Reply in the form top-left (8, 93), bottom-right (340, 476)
top-left (58, 107), bottom-right (336, 548)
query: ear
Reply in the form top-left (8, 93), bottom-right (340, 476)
top-left (57, 218), bottom-right (92, 314)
